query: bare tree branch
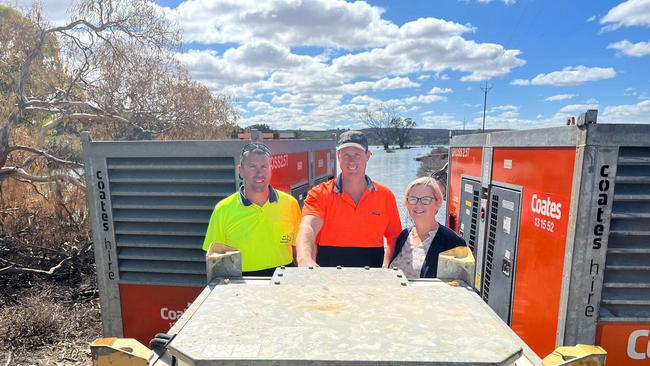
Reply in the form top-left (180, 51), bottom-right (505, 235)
top-left (2, 350), bottom-right (11, 366)
top-left (359, 105), bottom-right (398, 150)
top-left (0, 167), bottom-right (84, 188)
top-left (0, 255), bottom-right (73, 275)
top-left (6, 145), bottom-right (83, 167)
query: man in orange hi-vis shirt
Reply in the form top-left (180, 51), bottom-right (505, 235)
top-left (296, 130), bottom-right (402, 268)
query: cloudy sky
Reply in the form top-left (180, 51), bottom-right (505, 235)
top-left (8, 0), bottom-right (650, 130)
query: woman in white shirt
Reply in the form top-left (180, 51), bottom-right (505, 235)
top-left (386, 177), bottom-right (467, 279)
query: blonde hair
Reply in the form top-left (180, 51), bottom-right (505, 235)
top-left (404, 177), bottom-right (444, 209)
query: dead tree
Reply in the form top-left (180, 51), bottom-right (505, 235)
top-left (359, 106), bottom-right (398, 150)
top-left (0, 0), bottom-right (180, 186)
top-left (392, 117), bottom-right (416, 149)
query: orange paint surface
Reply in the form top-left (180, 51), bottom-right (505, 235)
top-left (491, 147), bottom-right (576, 357)
top-left (447, 147), bottom-right (483, 231)
top-left (119, 283), bottom-right (203, 345)
top-left (270, 152), bottom-right (309, 189)
top-left (314, 149), bottom-right (334, 178)
top-left (597, 322), bottom-right (650, 365)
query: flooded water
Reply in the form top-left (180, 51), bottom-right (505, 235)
top-left (364, 146), bottom-right (447, 228)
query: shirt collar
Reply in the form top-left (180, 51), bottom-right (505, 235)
top-left (333, 173), bottom-right (375, 193)
top-left (239, 185), bottom-right (278, 206)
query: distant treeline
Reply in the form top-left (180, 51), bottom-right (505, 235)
top-left (284, 128), bottom-right (505, 146)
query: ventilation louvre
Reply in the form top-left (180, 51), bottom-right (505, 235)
top-left (482, 193), bottom-right (500, 302)
top-left (108, 156), bottom-right (236, 287)
top-left (601, 146), bottom-right (650, 320)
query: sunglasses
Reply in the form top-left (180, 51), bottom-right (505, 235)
top-left (241, 143), bottom-right (271, 158)
top-left (406, 196), bottom-right (435, 205)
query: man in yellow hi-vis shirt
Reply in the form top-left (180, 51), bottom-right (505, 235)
top-left (203, 143), bottom-right (300, 276)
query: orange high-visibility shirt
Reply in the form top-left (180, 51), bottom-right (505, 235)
top-left (302, 175), bottom-right (402, 250)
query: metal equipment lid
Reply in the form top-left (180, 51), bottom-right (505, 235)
top-left (168, 268), bottom-right (524, 365)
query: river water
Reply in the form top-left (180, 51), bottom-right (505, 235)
top-left (364, 146), bottom-right (447, 228)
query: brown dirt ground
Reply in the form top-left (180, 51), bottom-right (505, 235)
top-left (1, 236), bottom-right (101, 366)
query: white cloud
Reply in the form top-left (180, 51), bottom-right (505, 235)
top-left (373, 77), bottom-right (419, 89)
top-left (600, 0), bottom-right (650, 31)
top-left (602, 100), bottom-right (650, 123)
top-left (247, 101), bottom-right (273, 112)
top-left (341, 77), bottom-right (420, 94)
top-left (489, 105), bottom-right (519, 118)
top-left (608, 40), bottom-right (650, 57)
top-left (471, 0), bottom-right (517, 5)
top-left (223, 41), bottom-right (314, 69)
top-left (510, 79), bottom-right (530, 86)
top-left (168, 0), bottom-right (399, 48)
top-left (464, 103), bottom-right (481, 108)
top-left (175, 49), bottom-right (267, 87)
top-left (350, 93), bottom-right (446, 108)
top-left (11, 0), bottom-right (71, 25)
top-left (429, 87), bottom-right (453, 94)
top-left (331, 35), bottom-right (525, 81)
top-left (400, 94), bottom-right (447, 105)
top-left (558, 103), bottom-right (599, 114)
top-left (419, 112), bottom-right (462, 129)
top-left (587, 15), bottom-right (597, 22)
top-left (514, 66), bottom-right (616, 87)
top-left (169, 2), bottom-right (526, 130)
top-left (545, 94), bottom-right (577, 102)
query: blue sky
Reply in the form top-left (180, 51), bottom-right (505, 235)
top-left (11, 0), bottom-right (650, 130)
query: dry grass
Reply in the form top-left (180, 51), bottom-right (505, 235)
top-left (1, 128), bottom-right (100, 365)
top-left (0, 295), bottom-right (100, 365)
top-left (1, 297), bottom-right (69, 348)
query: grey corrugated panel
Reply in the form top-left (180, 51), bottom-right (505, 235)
top-left (601, 146), bottom-right (650, 320)
top-left (113, 209), bottom-right (212, 223)
top-left (610, 218), bottom-right (650, 231)
top-left (611, 201), bottom-right (650, 216)
top-left (604, 253), bottom-right (650, 266)
top-left (119, 272), bottom-right (206, 287)
top-left (615, 176), bottom-right (650, 183)
top-left (110, 183), bottom-right (233, 197)
top-left (617, 165), bottom-right (650, 176)
top-left (111, 196), bottom-right (217, 210)
top-left (618, 156), bottom-right (650, 165)
top-left (116, 235), bottom-right (201, 249)
top-left (109, 177), bottom-right (233, 184)
top-left (611, 212), bottom-right (650, 219)
top-left (606, 265), bottom-right (650, 270)
top-left (603, 287), bottom-right (650, 300)
top-left (604, 283), bottom-right (650, 288)
top-left (609, 229), bottom-right (650, 236)
top-left (118, 247), bottom-right (204, 262)
top-left (108, 164), bottom-right (234, 171)
top-left (608, 248), bottom-right (650, 254)
top-left (601, 299), bottom-right (650, 305)
top-left (119, 259), bottom-right (205, 275)
top-left (109, 169), bottom-right (234, 181)
top-left (107, 156), bottom-right (234, 166)
top-left (114, 222), bottom-right (207, 236)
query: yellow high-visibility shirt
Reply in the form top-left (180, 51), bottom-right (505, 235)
top-left (202, 186), bottom-right (300, 271)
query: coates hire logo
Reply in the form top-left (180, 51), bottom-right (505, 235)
top-left (531, 193), bottom-right (562, 220)
top-left (160, 302), bottom-right (192, 321)
top-left (628, 329), bottom-right (650, 360)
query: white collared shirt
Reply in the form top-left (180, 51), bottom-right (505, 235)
top-left (390, 227), bottom-right (438, 279)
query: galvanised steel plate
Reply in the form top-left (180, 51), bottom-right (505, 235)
top-left (270, 266), bottom-right (409, 286)
top-left (168, 268), bottom-right (522, 365)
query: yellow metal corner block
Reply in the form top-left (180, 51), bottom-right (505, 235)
top-left (542, 344), bottom-right (607, 366)
top-left (91, 337), bottom-right (153, 366)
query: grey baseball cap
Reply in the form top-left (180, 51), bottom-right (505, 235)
top-left (337, 130), bottom-right (368, 151)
